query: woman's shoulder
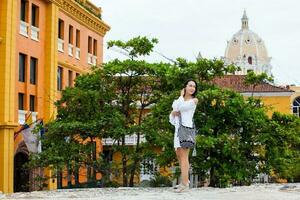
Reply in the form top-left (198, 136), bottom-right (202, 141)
top-left (192, 97), bottom-right (198, 105)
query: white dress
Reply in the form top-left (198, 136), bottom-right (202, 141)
top-left (169, 96), bottom-right (197, 149)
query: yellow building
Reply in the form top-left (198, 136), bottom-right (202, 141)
top-left (290, 86), bottom-right (300, 117)
top-left (212, 75), bottom-right (294, 116)
top-left (221, 10), bottom-right (294, 115)
top-left (0, 0), bottom-right (109, 193)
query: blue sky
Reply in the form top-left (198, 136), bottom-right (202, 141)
top-left (91, 0), bottom-right (300, 85)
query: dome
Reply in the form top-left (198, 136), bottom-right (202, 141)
top-left (224, 10), bottom-right (272, 75)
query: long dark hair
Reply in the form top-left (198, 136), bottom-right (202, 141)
top-left (183, 79), bottom-right (198, 97)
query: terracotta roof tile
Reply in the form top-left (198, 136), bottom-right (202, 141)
top-left (211, 75), bottom-right (293, 93)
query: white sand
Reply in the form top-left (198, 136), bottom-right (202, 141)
top-left (1, 183), bottom-right (299, 200)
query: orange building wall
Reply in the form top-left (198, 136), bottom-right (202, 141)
top-left (15, 0), bottom-right (48, 121)
top-left (57, 11), bottom-right (104, 93)
top-left (13, 0), bottom-right (108, 190)
top-left (57, 11), bottom-right (104, 69)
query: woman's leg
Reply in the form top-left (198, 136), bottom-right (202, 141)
top-left (180, 148), bottom-right (190, 185)
top-left (175, 148), bottom-right (182, 169)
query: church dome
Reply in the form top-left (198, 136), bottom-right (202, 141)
top-left (224, 10), bottom-right (272, 75)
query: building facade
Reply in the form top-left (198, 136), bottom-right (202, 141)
top-left (223, 10), bottom-right (272, 76)
top-left (290, 86), bottom-right (300, 117)
top-left (212, 75), bottom-right (294, 116)
top-left (220, 11), bottom-right (294, 115)
top-left (0, 0), bottom-right (109, 193)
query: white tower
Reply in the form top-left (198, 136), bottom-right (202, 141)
top-left (224, 10), bottom-right (272, 76)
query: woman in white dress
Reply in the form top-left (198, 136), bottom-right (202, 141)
top-left (169, 79), bottom-right (198, 192)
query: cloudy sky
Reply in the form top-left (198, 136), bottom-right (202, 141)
top-left (91, 0), bottom-right (300, 85)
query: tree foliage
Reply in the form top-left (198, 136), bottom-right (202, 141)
top-left (28, 36), bottom-right (300, 189)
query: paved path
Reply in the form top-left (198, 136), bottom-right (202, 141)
top-left (1, 183), bottom-right (299, 200)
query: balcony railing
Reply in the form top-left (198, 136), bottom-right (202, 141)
top-left (58, 38), bottom-right (64, 52)
top-left (75, 47), bottom-right (80, 60)
top-left (18, 110), bottom-right (38, 124)
top-left (68, 44), bottom-right (73, 57)
top-left (20, 21), bottom-right (29, 37)
top-left (92, 55), bottom-right (97, 65)
top-left (102, 134), bottom-right (146, 146)
top-left (87, 53), bottom-right (93, 65)
top-left (18, 110), bottom-right (27, 124)
top-left (31, 25), bottom-right (39, 41)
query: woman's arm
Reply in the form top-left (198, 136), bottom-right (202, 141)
top-left (171, 111), bottom-right (180, 117)
top-left (193, 98), bottom-right (198, 105)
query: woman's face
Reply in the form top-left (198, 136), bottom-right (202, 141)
top-left (185, 81), bottom-right (196, 96)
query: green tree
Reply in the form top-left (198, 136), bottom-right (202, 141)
top-left (244, 71), bottom-right (274, 96)
top-left (143, 58), bottom-right (239, 186)
top-left (261, 112), bottom-right (300, 181)
top-left (104, 36), bottom-right (175, 186)
top-left (192, 88), bottom-right (269, 187)
top-left (28, 69), bottom-right (124, 188)
top-left (28, 36), bottom-right (300, 189)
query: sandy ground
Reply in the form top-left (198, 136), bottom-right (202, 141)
top-left (0, 183), bottom-right (299, 200)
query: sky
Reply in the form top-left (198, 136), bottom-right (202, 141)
top-left (90, 0), bottom-right (300, 85)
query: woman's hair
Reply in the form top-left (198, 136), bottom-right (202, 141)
top-left (183, 79), bottom-right (198, 97)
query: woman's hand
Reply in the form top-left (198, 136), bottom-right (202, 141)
top-left (180, 88), bottom-right (185, 96)
top-left (171, 111), bottom-right (181, 117)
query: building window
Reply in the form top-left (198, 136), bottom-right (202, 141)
top-left (29, 95), bottom-right (35, 111)
top-left (31, 4), bottom-right (39, 27)
top-left (293, 97), bottom-right (300, 117)
top-left (20, 0), bottom-right (27, 22)
top-left (68, 25), bottom-right (73, 44)
top-left (93, 39), bottom-right (97, 56)
top-left (88, 36), bottom-right (92, 54)
top-left (58, 19), bottom-right (64, 39)
top-left (68, 70), bottom-right (73, 87)
top-left (19, 53), bottom-right (26, 82)
top-left (76, 30), bottom-right (80, 48)
top-left (57, 67), bottom-right (63, 91)
top-left (75, 30), bottom-right (81, 59)
top-left (18, 93), bottom-right (25, 110)
top-left (248, 56), bottom-right (252, 65)
top-left (30, 57), bottom-right (37, 84)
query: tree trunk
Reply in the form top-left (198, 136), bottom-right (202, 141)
top-left (67, 162), bottom-right (72, 188)
top-left (57, 170), bottom-right (63, 189)
top-left (122, 136), bottom-right (128, 186)
top-left (209, 165), bottom-right (218, 187)
top-left (74, 168), bottom-right (80, 187)
top-left (129, 106), bottom-right (144, 186)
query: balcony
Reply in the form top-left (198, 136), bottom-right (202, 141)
top-left (87, 53), bottom-right (93, 65)
top-left (18, 110), bottom-right (27, 124)
top-left (18, 110), bottom-right (38, 124)
top-left (92, 55), bottom-right (97, 65)
top-left (102, 134), bottom-right (146, 146)
top-left (68, 44), bottom-right (73, 57)
top-left (75, 47), bottom-right (80, 60)
top-left (30, 25), bottom-right (39, 41)
top-left (58, 38), bottom-right (64, 52)
top-left (20, 21), bottom-right (29, 37)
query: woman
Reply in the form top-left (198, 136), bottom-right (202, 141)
top-left (169, 79), bottom-right (198, 192)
